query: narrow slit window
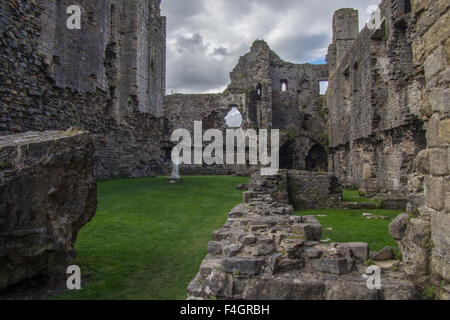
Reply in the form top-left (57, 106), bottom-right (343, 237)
top-left (281, 80), bottom-right (288, 92)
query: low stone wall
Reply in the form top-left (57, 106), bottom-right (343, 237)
top-left (188, 191), bottom-right (416, 300)
top-left (0, 130), bottom-right (97, 289)
top-left (247, 170), bottom-right (342, 210)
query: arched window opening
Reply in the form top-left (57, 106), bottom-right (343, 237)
top-left (225, 105), bottom-right (243, 128)
top-left (281, 80), bottom-right (288, 92)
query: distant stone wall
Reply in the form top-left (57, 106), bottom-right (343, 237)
top-left (0, 130), bottom-right (97, 289)
top-left (392, 0), bottom-right (449, 300)
top-left (0, 0), bottom-right (166, 179)
top-left (162, 93), bottom-right (252, 175)
top-left (247, 170), bottom-right (342, 210)
top-left (326, 2), bottom-right (426, 194)
top-left (163, 41), bottom-right (329, 175)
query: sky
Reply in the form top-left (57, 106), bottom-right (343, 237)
top-left (161, 0), bottom-right (382, 94)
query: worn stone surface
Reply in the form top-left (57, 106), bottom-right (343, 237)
top-left (0, 130), bottom-right (97, 289)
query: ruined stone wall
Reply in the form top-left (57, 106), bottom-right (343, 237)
top-left (163, 40), bottom-right (329, 174)
top-left (162, 93), bottom-right (250, 175)
top-left (327, 2), bottom-right (426, 194)
top-left (247, 170), bottom-right (342, 210)
top-left (393, 0), bottom-right (449, 300)
top-left (188, 172), bottom-right (416, 300)
top-left (0, 130), bottom-right (97, 289)
top-left (0, 0), bottom-right (166, 179)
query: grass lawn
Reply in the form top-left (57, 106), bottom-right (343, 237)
top-left (295, 208), bottom-right (403, 252)
top-left (56, 175), bottom-right (249, 300)
top-left (342, 189), bottom-right (375, 203)
top-left (55, 178), bottom-right (402, 300)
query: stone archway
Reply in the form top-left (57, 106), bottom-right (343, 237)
top-left (305, 144), bottom-right (328, 172)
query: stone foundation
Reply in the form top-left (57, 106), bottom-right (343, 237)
top-left (0, 130), bottom-right (97, 289)
top-left (188, 190), bottom-right (416, 300)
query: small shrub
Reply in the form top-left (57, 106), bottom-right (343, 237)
top-left (364, 258), bottom-right (376, 266)
top-left (422, 285), bottom-right (437, 300)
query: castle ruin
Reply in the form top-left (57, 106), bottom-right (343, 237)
top-left (0, 0), bottom-right (448, 299)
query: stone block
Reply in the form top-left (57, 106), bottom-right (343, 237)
top-left (373, 246), bottom-right (395, 261)
top-left (221, 258), bottom-right (265, 276)
top-left (425, 176), bottom-right (445, 211)
top-left (207, 241), bottom-right (222, 256)
top-left (223, 244), bottom-right (241, 257)
top-left (311, 258), bottom-right (353, 275)
top-left (344, 242), bottom-right (369, 262)
top-left (429, 87), bottom-right (450, 113)
top-left (413, 149), bottom-right (430, 174)
top-left (389, 213), bottom-right (409, 240)
top-left (431, 256), bottom-right (450, 282)
top-left (242, 277), bottom-right (325, 300)
top-left (431, 212), bottom-right (450, 264)
top-left (424, 46), bottom-right (445, 81)
top-left (0, 131), bottom-right (96, 290)
top-left (325, 279), bottom-right (379, 300)
top-left (439, 118), bottom-right (450, 145)
top-left (430, 148), bottom-right (449, 176)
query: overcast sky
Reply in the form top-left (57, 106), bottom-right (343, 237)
top-left (161, 0), bottom-right (381, 94)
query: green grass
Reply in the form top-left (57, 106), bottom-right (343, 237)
top-left (342, 189), bottom-right (376, 203)
top-left (55, 176), bottom-right (249, 300)
top-left (295, 208), bottom-right (403, 252)
top-left (55, 180), bottom-right (402, 300)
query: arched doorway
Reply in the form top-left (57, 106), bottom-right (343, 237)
top-left (280, 141), bottom-right (294, 169)
top-left (305, 144), bottom-right (328, 171)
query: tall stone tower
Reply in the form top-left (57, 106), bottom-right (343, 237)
top-left (327, 8), bottom-right (359, 73)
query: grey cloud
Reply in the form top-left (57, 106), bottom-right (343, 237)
top-left (272, 33), bottom-right (330, 63)
top-left (162, 0), bottom-right (382, 93)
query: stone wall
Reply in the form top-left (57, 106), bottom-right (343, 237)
top-left (0, 130), bottom-right (97, 289)
top-left (247, 170), bottom-right (342, 210)
top-left (326, 2), bottom-right (426, 195)
top-left (163, 41), bottom-right (329, 175)
top-left (390, 0), bottom-right (449, 300)
top-left (0, 0), bottom-right (166, 179)
top-left (188, 181), bottom-right (416, 300)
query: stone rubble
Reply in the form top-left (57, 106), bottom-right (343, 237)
top-left (188, 179), bottom-right (417, 300)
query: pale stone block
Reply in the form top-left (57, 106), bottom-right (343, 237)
top-left (425, 176), bottom-right (445, 211)
top-left (430, 147), bottom-right (449, 175)
top-left (424, 46), bottom-right (445, 81)
top-left (429, 87), bottom-right (450, 113)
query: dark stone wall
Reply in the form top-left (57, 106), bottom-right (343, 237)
top-left (0, 0), bottom-right (166, 179)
